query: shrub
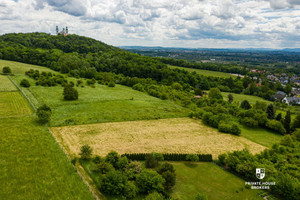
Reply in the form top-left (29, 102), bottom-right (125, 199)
top-left (105, 151), bottom-right (120, 168)
top-left (240, 100), bottom-right (251, 110)
top-left (117, 156), bottom-right (129, 170)
top-left (136, 169), bottom-right (164, 194)
top-left (36, 110), bottom-right (51, 124)
top-left (79, 145), bottom-right (92, 160)
top-left (144, 192), bottom-right (164, 200)
top-left (266, 104), bottom-right (275, 119)
top-left (194, 88), bottom-right (203, 96)
top-left (145, 153), bottom-right (159, 168)
top-left (71, 157), bottom-right (77, 165)
top-left (266, 120), bottom-right (286, 135)
top-left (132, 83), bottom-right (144, 92)
top-left (218, 153), bottom-right (227, 165)
top-left (171, 82), bottom-right (183, 90)
top-left (36, 104), bottom-right (52, 123)
top-left (125, 161), bottom-right (142, 180)
top-left (228, 93), bottom-right (233, 103)
top-left (157, 163), bottom-right (175, 175)
top-left (242, 117), bottom-right (258, 127)
top-left (124, 181), bottom-right (138, 199)
top-left (218, 123), bottom-right (232, 133)
top-left (2, 66), bottom-right (11, 74)
top-left (108, 81), bottom-right (115, 87)
top-left (208, 88), bottom-right (223, 99)
top-left (63, 84), bottom-right (78, 100)
top-left (100, 170), bottom-right (128, 195)
top-left (202, 112), bottom-right (213, 125)
top-left (162, 171), bottom-right (176, 191)
top-left (153, 153), bottom-right (164, 161)
top-left (94, 161), bottom-right (114, 174)
top-left (93, 155), bottom-right (102, 164)
top-left (186, 154), bottom-right (199, 162)
top-left (20, 79), bottom-right (30, 87)
top-left (231, 123), bottom-right (241, 135)
top-left (218, 122), bottom-right (241, 135)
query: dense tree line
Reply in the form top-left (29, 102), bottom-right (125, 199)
top-left (78, 147), bottom-right (178, 199)
top-left (218, 132), bottom-right (300, 200)
top-left (122, 153), bottom-right (212, 162)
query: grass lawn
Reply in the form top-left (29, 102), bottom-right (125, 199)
top-left (0, 116), bottom-right (94, 200)
top-left (241, 126), bottom-right (283, 148)
top-left (172, 162), bottom-right (261, 200)
top-left (12, 74), bottom-right (189, 126)
top-left (51, 118), bottom-right (265, 159)
top-left (0, 59), bottom-right (56, 74)
top-left (0, 91), bottom-right (32, 117)
top-left (0, 75), bottom-right (17, 91)
top-left (168, 65), bottom-right (235, 78)
top-left (221, 92), bottom-right (271, 105)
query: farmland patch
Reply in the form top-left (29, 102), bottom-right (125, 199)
top-left (0, 92), bottom-right (32, 117)
top-left (51, 118), bottom-right (266, 159)
top-left (0, 75), bottom-right (17, 91)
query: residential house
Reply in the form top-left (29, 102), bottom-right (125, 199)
top-left (282, 96), bottom-right (300, 105)
top-left (274, 91), bottom-right (286, 100)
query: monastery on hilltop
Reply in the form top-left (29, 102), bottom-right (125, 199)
top-left (56, 26), bottom-right (68, 36)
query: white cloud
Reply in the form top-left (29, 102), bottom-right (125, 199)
top-left (0, 0), bottom-right (299, 48)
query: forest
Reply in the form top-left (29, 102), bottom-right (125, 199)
top-left (0, 32), bottom-right (291, 104)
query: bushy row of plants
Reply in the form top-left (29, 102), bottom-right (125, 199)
top-left (122, 153), bottom-right (212, 162)
top-left (78, 146), bottom-right (179, 199)
top-left (217, 132), bottom-right (300, 200)
top-left (25, 69), bottom-right (67, 87)
top-left (191, 87), bottom-right (300, 135)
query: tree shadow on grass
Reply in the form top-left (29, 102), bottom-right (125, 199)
top-left (183, 162), bottom-right (198, 168)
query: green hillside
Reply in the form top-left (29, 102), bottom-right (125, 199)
top-left (168, 64), bottom-right (234, 78)
top-left (7, 60), bottom-right (189, 126)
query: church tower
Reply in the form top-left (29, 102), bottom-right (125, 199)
top-left (56, 26), bottom-right (59, 35)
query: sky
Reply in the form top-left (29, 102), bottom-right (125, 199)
top-left (0, 0), bottom-right (300, 49)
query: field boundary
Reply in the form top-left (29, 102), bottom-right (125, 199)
top-left (7, 75), bottom-right (37, 112)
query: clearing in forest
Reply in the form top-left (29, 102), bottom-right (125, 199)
top-left (51, 118), bottom-right (266, 159)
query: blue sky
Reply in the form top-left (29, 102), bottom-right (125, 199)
top-left (0, 0), bottom-right (299, 48)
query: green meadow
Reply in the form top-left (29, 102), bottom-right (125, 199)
top-left (221, 92), bottom-right (272, 105)
top-left (12, 74), bottom-right (189, 126)
top-left (0, 116), bottom-right (94, 200)
top-left (168, 65), bottom-right (235, 78)
top-left (241, 126), bottom-right (282, 148)
top-left (172, 162), bottom-right (261, 200)
top-left (0, 75), bottom-right (17, 91)
top-left (0, 59), bottom-right (55, 74)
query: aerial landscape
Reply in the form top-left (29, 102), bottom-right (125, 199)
top-left (0, 1), bottom-right (300, 200)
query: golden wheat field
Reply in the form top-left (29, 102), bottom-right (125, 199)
top-left (51, 118), bottom-right (266, 158)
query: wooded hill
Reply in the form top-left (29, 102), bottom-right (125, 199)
top-left (0, 33), bottom-right (283, 102)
